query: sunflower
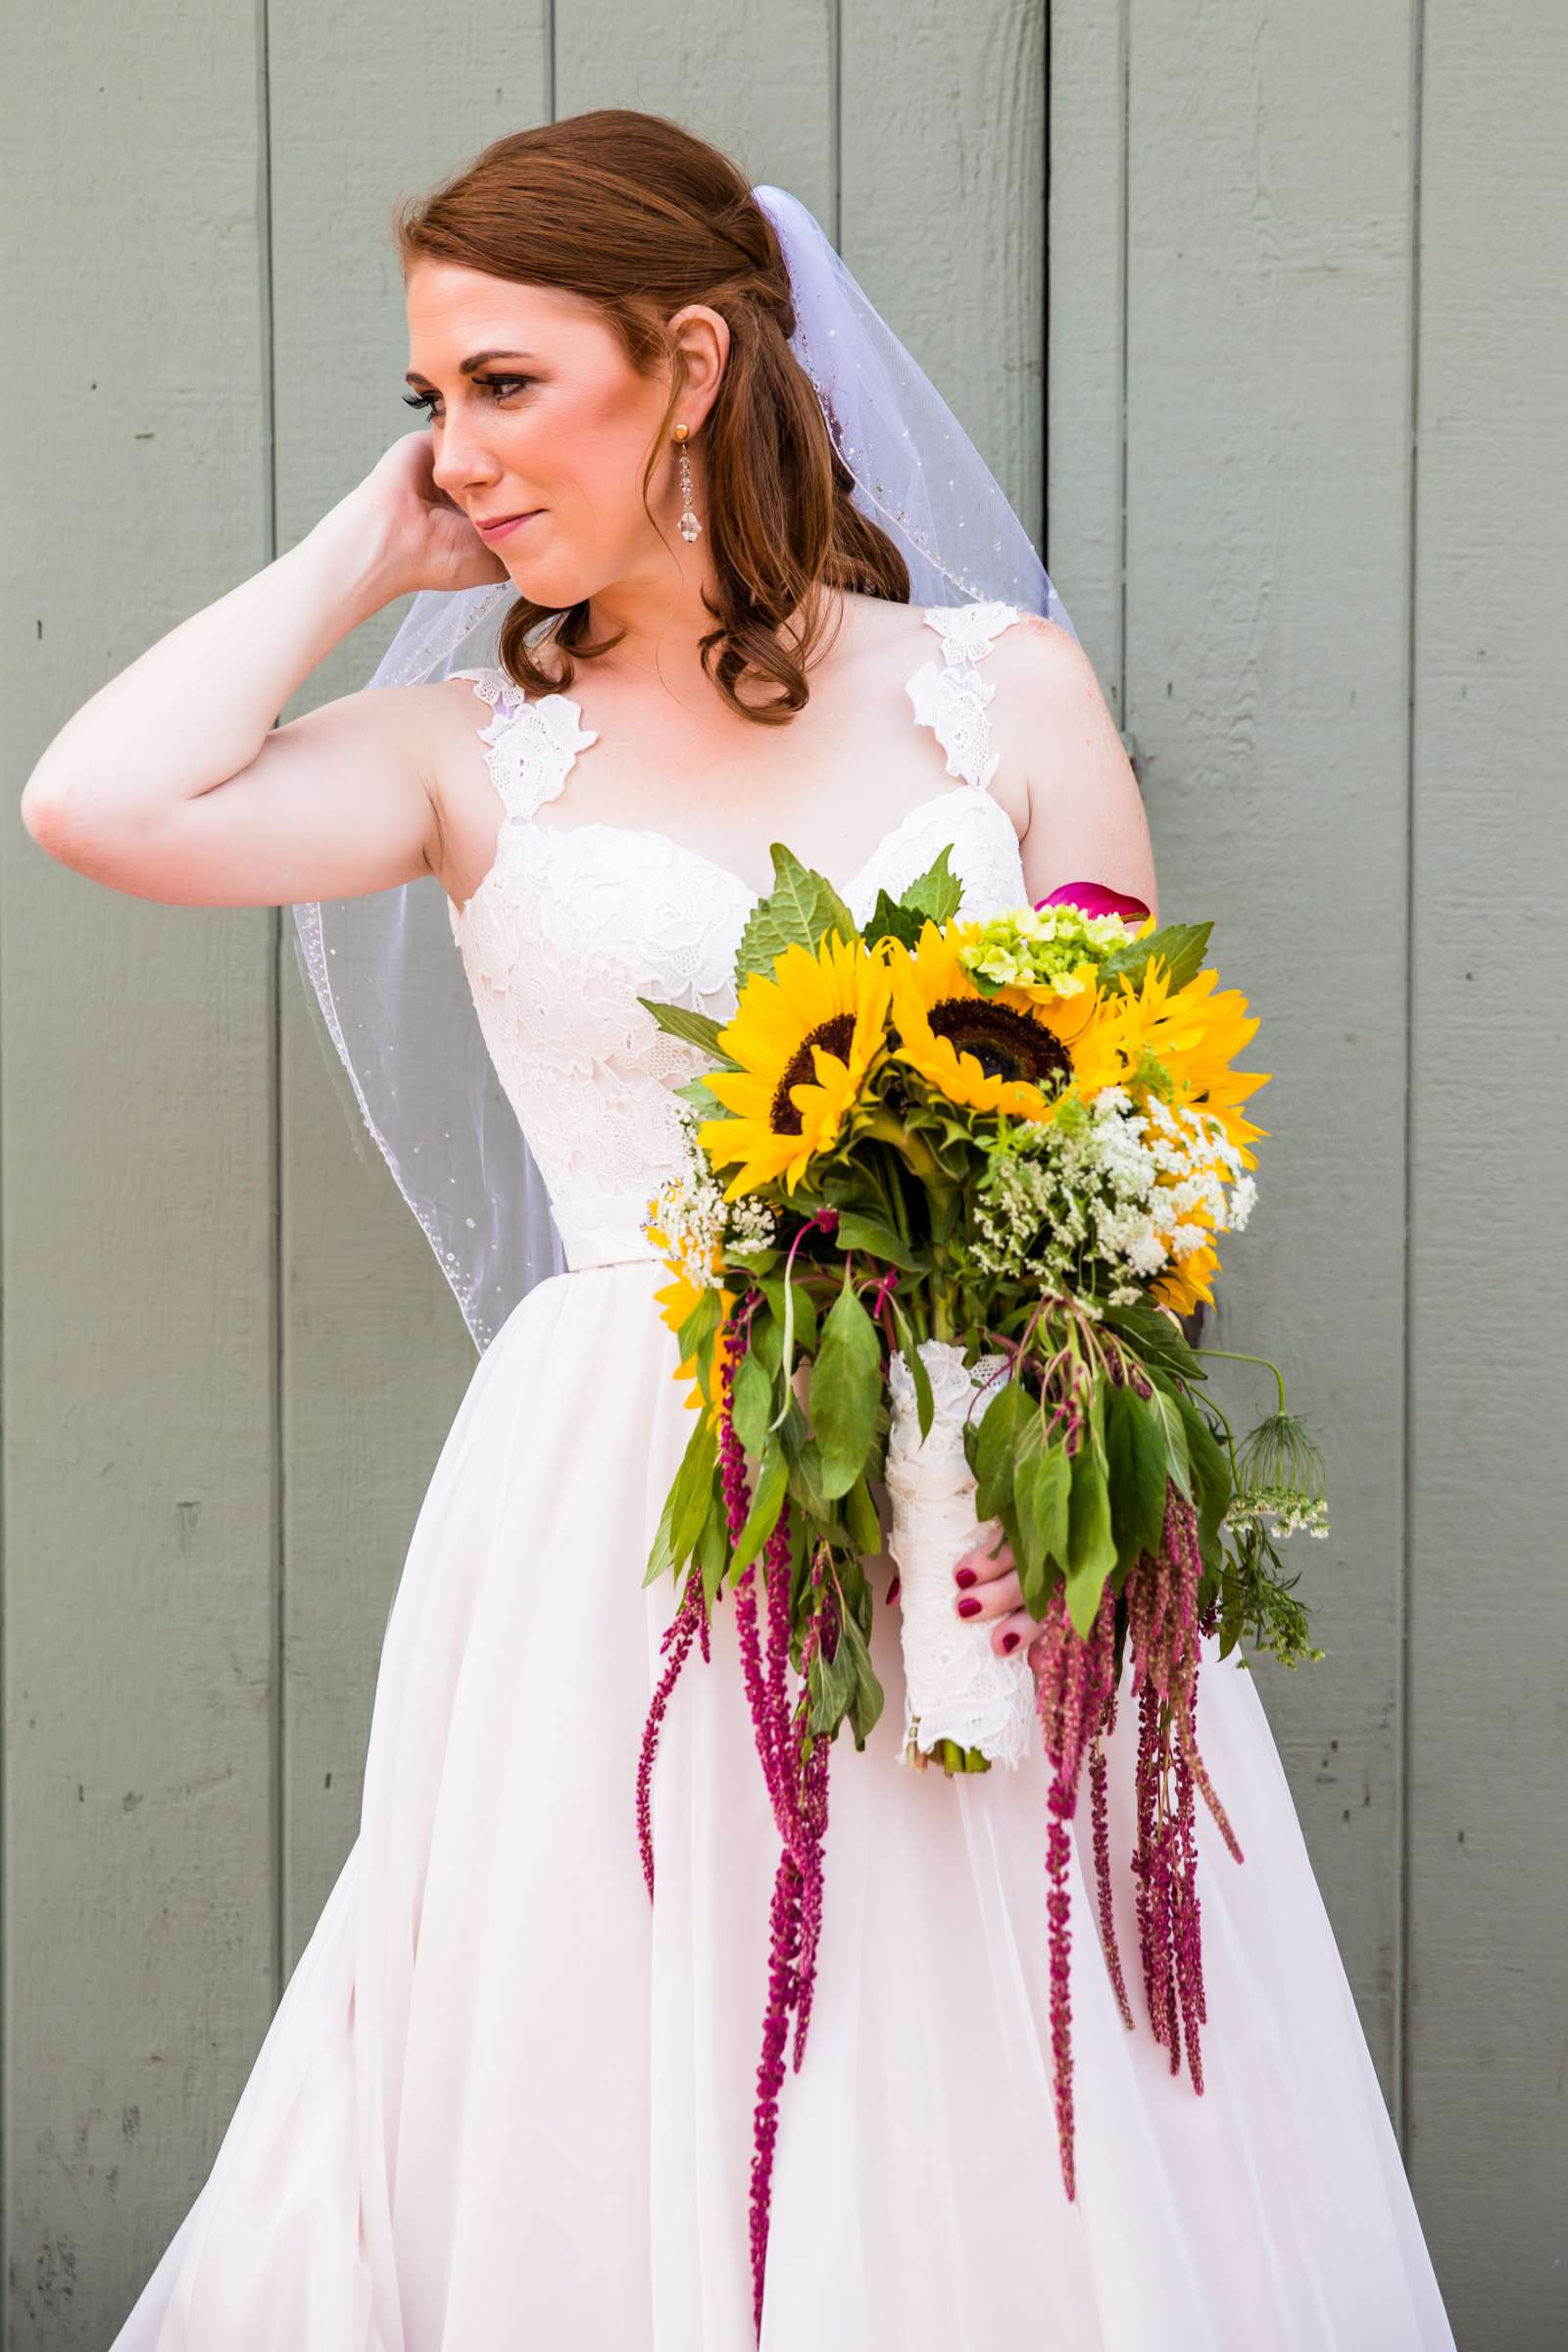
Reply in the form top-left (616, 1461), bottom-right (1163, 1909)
top-left (1153, 1233), bottom-right (1220, 1319)
top-left (883, 917), bottom-right (1109, 1121)
top-left (1085, 954), bottom-right (1271, 1313)
top-left (1093, 956), bottom-right (1271, 1167)
top-left (646, 1201), bottom-right (735, 1428)
top-left (696, 928), bottom-right (894, 1202)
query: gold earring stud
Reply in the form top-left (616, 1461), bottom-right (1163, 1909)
top-left (672, 422), bottom-right (702, 544)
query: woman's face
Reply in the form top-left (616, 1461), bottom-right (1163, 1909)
top-left (403, 259), bottom-right (715, 610)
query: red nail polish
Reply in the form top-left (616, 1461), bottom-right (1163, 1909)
top-left (1002, 1631), bottom-right (1020, 1653)
top-left (955, 1566), bottom-right (978, 1589)
top-left (957, 1596), bottom-right (982, 1618)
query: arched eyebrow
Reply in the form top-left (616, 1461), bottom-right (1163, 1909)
top-left (404, 350), bottom-right (539, 387)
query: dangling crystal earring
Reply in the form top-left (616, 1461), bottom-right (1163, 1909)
top-left (673, 422), bottom-right (703, 544)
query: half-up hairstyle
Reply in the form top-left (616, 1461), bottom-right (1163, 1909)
top-left (393, 108), bottom-right (911, 722)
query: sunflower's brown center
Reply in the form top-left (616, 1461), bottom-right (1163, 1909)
top-left (769, 1013), bottom-right (858, 1135)
top-left (927, 997), bottom-right (1071, 1091)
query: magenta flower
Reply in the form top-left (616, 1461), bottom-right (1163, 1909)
top-left (1034, 879), bottom-right (1152, 922)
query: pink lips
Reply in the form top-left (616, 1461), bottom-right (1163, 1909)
top-left (476, 510), bottom-right (541, 543)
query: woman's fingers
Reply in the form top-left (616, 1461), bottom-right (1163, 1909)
top-left (954, 1540), bottom-right (1042, 1658)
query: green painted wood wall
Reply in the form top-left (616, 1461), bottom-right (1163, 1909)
top-left (2, 4), bottom-right (1560, 2342)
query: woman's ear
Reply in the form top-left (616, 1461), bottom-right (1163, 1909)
top-left (666, 303), bottom-right (730, 434)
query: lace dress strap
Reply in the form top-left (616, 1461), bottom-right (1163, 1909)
top-left (448, 666), bottom-right (599, 825)
top-left (904, 600), bottom-right (1024, 794)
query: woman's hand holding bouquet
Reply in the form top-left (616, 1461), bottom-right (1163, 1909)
top-left (631, 840), bottom-right (1329, 2333)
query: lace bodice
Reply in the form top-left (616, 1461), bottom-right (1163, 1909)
top-left (447, 601), bottom-right (1030, 1272)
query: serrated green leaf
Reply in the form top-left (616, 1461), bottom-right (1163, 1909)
top-left (734, 845), bottom-right (858, 983)
top-left (859, 886), bottom-right (925, 954)
top-left (897, 843), bottom-right (964, 927)
top-left (1099, 920), bottom-right (1214, 1000)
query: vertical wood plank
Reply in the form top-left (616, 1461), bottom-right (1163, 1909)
top-left (842, 0), bottom-right (1046, 564)
top-left (1120, 0), bottom-right (1418, 2101)
top-left (269, 5), bottom-right (555, 1961)
top-left (1047, 0), bottom-right (1126, 709)
top-left (1407, 5), bottom-right (1568, 2337)
top-left (555, 0), bottom-right (833, 206)
top-left (0, 6), bottom-right (276, 2341)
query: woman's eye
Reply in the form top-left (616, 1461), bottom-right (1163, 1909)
top-left (400, 373), bottom-right (534, 422)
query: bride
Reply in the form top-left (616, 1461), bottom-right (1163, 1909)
top-left (23, 108), bottom-right (1454, 2352)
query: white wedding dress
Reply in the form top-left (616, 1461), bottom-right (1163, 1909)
top-left (111, 603), bottom-right (1455, 2350)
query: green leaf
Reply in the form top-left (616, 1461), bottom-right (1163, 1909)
top-left (808, 1631), bottom-right (858, 1737)
top-left (645, 1411), bottom-right (716, 1585)
top-left (1065, 1445), bottom-right (1118, 1638)
top-left (832, 1210), bottom-right (929, 1272)
top-left (971, 1376), bottom-right (1024, 1523)
top-left (811, 1274), bottom-right (883, 1500)
top-left (756, 1272), bottom-right (817, 1361)
top-left (731, 1439), bottom-right (790, 1576)
top-left (635, 995), bottom-right (738, 1062)
top-left (890, 1304), bottom-right (935, 1443)
top-left (1106, 1383), bottom-right (1170, 1570)
top-left (670, 1417), bottom-right (719, 1571)
top-left (844, 1469), bottom-right (883, 1562)
top-left (642, 1462), bottom-right (682, 1589)
top-left (697, 1487), bottom-right (729, 1612)
top-left (1176, 1390), bottom-right (1232, 1557)
top-left (1146, 1379), bottom-right (1192, 1501)
top-left (729, 1347), bottom-right (775, 1457)
top-left (734, 845), bottom-right (858, 983)
top-left (858, 885), bottom-right (925, 955)
top-left (1015, 1422), bottom-right (1071, 1618)
top-left (673, 1283), bottom-right (722, 1366)
top-left (832, 1605), bottom-right (886, 1748)
top-left (897, 844), bottom-right (964, 928)
top-left (785, 1434), bottom-right (829, 1521)
top-left (1098, 919), bottom-right (1213, 999)
top-left (1103, 1298), bottom-right (1204, 1385)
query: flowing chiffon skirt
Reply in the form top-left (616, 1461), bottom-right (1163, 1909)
top-left (109, 1257), bottom-right (1456, 2350)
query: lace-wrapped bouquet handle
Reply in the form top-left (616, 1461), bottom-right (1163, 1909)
top-left (631, 838), bottom-right (1331, 2312)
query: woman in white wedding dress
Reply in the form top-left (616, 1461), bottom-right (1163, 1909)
top-left (23, 110), bottom-right (1455, 2351)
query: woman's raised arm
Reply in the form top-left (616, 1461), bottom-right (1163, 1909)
top-left (19, 433), bottom-right (502, 909)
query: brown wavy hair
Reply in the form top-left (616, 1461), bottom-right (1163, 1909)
top-left (393, 109), bottom-right (911, 722)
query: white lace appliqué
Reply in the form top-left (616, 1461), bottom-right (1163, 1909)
top-left (903, 599), bottom-right (1021, 793)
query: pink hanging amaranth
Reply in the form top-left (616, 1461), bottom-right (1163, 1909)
top-left (1030, 1468), bottom-right (1244, 2200)
top-left (640, 1289), bottom-right (837, 2342)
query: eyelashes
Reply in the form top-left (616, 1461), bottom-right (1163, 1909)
top-left (401, 373), bottom-right (536, 422)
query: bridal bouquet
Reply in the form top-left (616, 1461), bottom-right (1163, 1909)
top-left (632, 842), bottom-right (1328, 2332)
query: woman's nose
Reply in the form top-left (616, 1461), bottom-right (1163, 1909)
top-left (431, 429), bottom-right (499, 506)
